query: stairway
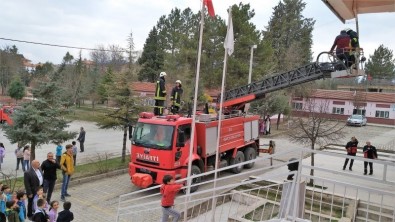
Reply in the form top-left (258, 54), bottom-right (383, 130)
top-left (355, 201), bottom-right (394, 222)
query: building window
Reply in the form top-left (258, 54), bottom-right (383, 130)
top-left (332, 107), bottom-right (344, 114)
top-left (353, 109), bottom-right (366, 116)
top-left (292, 102), bottom-right (303, 110)
top-left (375, 110), bottom-right (389, 118)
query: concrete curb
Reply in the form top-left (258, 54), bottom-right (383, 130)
top-left (54, 168), bottom-right (129, 190)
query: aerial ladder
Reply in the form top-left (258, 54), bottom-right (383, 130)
top-left (218, 52), bottom-right (365, 112)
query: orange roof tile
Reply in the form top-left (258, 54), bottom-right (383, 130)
top-left (310, 89), bottom-right (395, 103)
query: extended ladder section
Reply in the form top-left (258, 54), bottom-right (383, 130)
top-left (221, 61), bottom-right (346, 109)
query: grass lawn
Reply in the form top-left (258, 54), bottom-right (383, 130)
top-left (6, 155), bottom-right (130, 192)
top-left (64, 104), bottom-right (109, 122)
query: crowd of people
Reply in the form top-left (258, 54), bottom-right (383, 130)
top-left (0, 127), bottom-right (85, 222)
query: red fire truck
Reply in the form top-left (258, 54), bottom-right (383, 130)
top-left (0, 105), bottom-right (16, 125)
top-left (129, 56), bottom-right (353, 191)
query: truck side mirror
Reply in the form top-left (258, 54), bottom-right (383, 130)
top-left (177, 130), bottom-right (185, 147)
top-left (128, 125), bottom-right (134, 140)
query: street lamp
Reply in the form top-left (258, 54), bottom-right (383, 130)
top-left (245, 45), bottom-right (257, 113)
top-left (248, 44), bottom-right (257, 84)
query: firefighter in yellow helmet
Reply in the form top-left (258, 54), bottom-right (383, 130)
top-left (170, 80), bottom-right (183, 114)
top-left (154, 72), bottom-right (167, 115)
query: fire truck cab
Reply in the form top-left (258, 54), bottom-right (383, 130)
top-left (0, 105), bottom-right (16, 125)
top-left (129, 112), bottom-right (259, 191)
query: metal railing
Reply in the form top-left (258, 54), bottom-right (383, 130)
top-left (116, 148), bottom-right (395, 222)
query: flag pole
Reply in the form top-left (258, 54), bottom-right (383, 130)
top-left (211, 6), bottom-right (232, 221)
top-left (184, 0), bottom-right (205, 220)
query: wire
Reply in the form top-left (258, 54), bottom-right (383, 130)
top-left (0, 37), bottom-right (127, 52)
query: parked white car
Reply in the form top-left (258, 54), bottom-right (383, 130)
top-left (347, 114), bottom-right (367, 126)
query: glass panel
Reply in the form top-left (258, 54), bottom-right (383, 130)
top-left (132, 123), bottom-right (174, 150)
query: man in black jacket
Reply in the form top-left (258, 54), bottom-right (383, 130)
top-left (41, 152), bottom-right (60, 203)
top-left (24, 159), bottom-right (43, 219)
top-left (363, 141), bottom-right (377, 175)
top-left (343, 136), bottom-right (358, 171)
top-left (77, 127), bottom-right (86, 152)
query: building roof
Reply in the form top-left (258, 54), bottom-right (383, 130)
top-left (310, 89), bottom-right (395, 103)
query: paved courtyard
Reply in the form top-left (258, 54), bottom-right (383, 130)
top-left (1, 121), bottom-right (394, 221)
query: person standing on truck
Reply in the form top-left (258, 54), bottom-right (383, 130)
top-left (343, 136), bottom-right (358, 171)
top-left (170, 80), bottom-right (183, 114)
top-left (154, 72), bottom-right (167, 116)
top-left (330, 30), bottom-right (351, 68)
top-left (160, 175), bottom-right (183, 222)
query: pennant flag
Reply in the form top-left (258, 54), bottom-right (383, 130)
top-left (204, 0), bottom-right (215, 17)
top-left (224, 7), bottom-right (234, 56)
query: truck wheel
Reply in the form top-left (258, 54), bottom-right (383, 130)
top-left (190, 165), bottom-right (201, 193)
top-left (230, 151), bottom-right (245, 174)
top-left (244, 147), bottom-right (256, 169)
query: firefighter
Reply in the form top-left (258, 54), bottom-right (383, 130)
top-left (154, 72), bottom-right (167, 116)
top-left (344, 28), bottom-right (360, 67)
top-left (170, 80), bottom-right (183, 114)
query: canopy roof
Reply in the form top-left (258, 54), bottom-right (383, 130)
top-left (322, 0), bottom-right (395, 23)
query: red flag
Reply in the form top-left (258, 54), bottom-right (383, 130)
top-left (204, 0), bottom-right (215, 17)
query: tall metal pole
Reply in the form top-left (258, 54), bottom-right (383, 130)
top-left (183, 1), bottom-right (205, 221)
top-left (245, 44), bottom-right (257, 113)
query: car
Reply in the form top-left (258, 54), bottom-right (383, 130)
top-left (347, 114), bottom-right (367, 126)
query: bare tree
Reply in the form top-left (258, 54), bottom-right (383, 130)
top-left (287, 98), bottom-right (345, 185)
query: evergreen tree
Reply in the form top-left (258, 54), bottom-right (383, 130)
top-left (138, 27), bottom-right (164, 82)
top-left (365, 44), bottom-right (395, 79)
top-left (97, 68), bottom-right (114, 103)
top-left (97, 72), bottom-right (144, 162)
top-left (263, 0), bottom-right (315, 72)
top-left (3, 82), bottom-right (77, 160)
top-left (7, 78), bottom-right (25, 104)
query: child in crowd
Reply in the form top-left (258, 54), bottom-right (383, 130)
top-left (56, 201), bottom-right (74, 222)
top-left (160, 175), bottom-right (183, 222)
top-left (5, 200), bottom-right (20, 222)
top-left (48, 201), bottom-right (59, 222)
top-left (16, 191), bottom-right (27, 222)
top-left (32, 187), bottom-right (44, 212)
top-left (1, 185), bottom-right (12, 201)
top-left (71, 141), bottom-right (77, 166)
top-left (0, 183), bottom-right (5, 214)
top-left (56, 143), bottom-right (63, 164)
top-left (32, 199), bottom-right (48, 222)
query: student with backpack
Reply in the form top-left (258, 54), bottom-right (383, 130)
top-left (5, 200), bottom-right (20, 222)
top-left (56, 201), bottom-right (73, 222)
top-left (31, 199), bottom-right (48, 222)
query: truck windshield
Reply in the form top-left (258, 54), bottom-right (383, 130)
top-left (132, 123), bottom-right (174, 150)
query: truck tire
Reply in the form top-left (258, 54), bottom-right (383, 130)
top-left (244, 147), bottom-right (256, 169)
top-left (230, 151), bottom-right (245, 174)
top-left (190, 165), bottom-right (202, 193)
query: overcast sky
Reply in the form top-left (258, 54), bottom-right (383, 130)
top-left (1, 0), bottom-right (395, 65)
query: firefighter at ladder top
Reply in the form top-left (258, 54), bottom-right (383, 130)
top-left (170, 80), bottom-right (183, 114)
top-left (154, 72), bottom-right (167, 116)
